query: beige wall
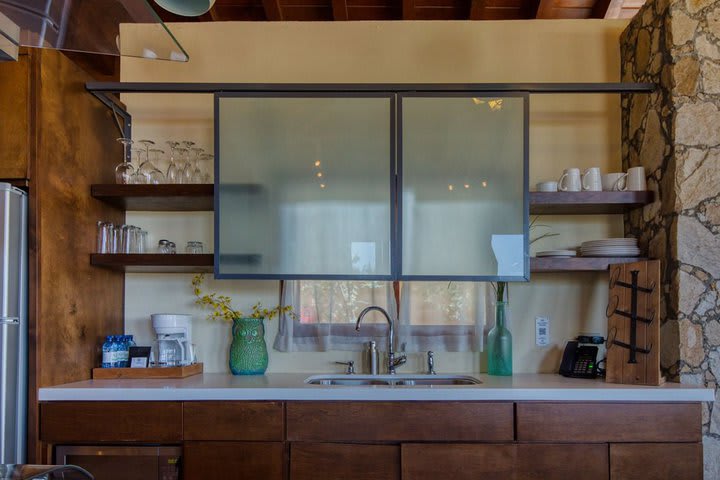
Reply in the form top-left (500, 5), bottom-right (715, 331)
top-left (121, 19), bottom-right (628, 374)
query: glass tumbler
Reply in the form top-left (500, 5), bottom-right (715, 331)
top-left (96, 222), bottom-right (113, 253)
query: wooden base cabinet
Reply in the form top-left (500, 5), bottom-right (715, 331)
top-left (401, 444), bottom-right (608, 480)
top-left (609, 443), bottom-right (703, 480)
top-left (291, 443), bottom-right (400, 480)
top-left (183, 442), bottom-right (285, 480)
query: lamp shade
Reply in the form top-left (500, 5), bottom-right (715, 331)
top-left (154, 0), bottom-right (216, 16)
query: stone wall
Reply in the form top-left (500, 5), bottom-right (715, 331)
top-left (621, 0), bottom-right (720, 477)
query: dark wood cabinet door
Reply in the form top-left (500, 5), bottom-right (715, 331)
top-left (287, 402), bottom-right (514, 442)
top-left (291, 443), bottom-right (400, 480)
top-left (402, 443), bottom-right (608, 480)
top-left (516, 402), bottom-right (701, 442)
top-left (183, 442), bottom-right (285, 480)
top-left (183, 401), bottom-right (284, 441)
top-left (610, 443), bottom-right (703, 480)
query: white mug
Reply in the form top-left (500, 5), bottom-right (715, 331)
top-left (536, 181), bottom-right (558, 192)
top-left (626, 166), bottom-right (647, 191)
top-left (602, 173), bottom-right (627, 191)
top-left (582, 167), bottom-right (602, 192)
top-left (558, 168), bottom-right (582, 192)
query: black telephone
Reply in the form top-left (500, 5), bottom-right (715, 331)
top-left (559, 341), bottom-right (599, 378)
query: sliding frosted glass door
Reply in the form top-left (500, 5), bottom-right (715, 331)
top-left (399, 93), bottom-right (529, 281)
top-left (216, 93), bottom-right (394, 279)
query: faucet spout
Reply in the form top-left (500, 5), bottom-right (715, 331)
top-left (355, 306), bottom-right (402, 374)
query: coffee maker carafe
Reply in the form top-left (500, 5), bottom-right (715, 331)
top-left (151, 314), bottom-right (193, 366)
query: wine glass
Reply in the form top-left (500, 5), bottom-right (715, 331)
top-left (190, 147), bottom-right (204, 183)
top-left (165, 141), bottom-right (180, 184)
top-left (115, 138), bottom-right (135, 184)
top-left (180, 141), bottom-right (196, 184)
top-left (133, 148), bottom-right (149, 184)
top-left (199, 153), bottom-right (213, 184)
top-left (147, 149), bottom-right (166, 184)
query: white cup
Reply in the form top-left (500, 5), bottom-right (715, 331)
top-left (558, 168), bottom-right (582, 192)
top-left (582, 167), bottom-right (602, 192)
top-left (626, 166), bottom-right (647, 191)
top-left (536, 181), bottom-right (558, 192)
top-left (602, 173), bottom-right (627, 191)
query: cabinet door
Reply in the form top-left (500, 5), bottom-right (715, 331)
top-left (610, 443), bottom-right (703, 480)
top-left (184, 442), bottom-right (285, 480)
top-left (402, 443), bottom-right (608, 480)
top-left (291, 443), bottom-right (399, 480)
top-left (399, 93), bottom-right (528, 280)
top-left (216, 93), bottom-right (394, 280)
top-left (0, 51), bottom-right (31, 180)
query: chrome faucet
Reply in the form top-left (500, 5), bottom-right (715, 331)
top-left (355, 306), bottom-right (406, 374)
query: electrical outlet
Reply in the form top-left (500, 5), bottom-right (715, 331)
top-left (535, 316), bottom-right (550, 346)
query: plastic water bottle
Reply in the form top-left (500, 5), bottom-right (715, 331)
top-left (117, 335), bottom-right (130, 368)
top-left (101, 336), bottom-right (114, 368)
top-left (110, 335), bottom-right (122, 368)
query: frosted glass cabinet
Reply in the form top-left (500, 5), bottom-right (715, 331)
top-left (216, 89), bottom-right (528, 281)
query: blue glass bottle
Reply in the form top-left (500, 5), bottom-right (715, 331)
top-left (101, 336), bottom-right (114, 368)
top-left (110, 335), bottom-right (122, 368)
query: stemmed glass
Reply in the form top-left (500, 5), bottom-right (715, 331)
top-left (199, 153), bottom-right (213, 184)
top-left (133, 148), bottom-right (148, 184)
top-left (147, 149), bottom-right (166, 184)
top-left (165, 141), bottom-right (180, 184)
top-left (136, 139), bottom-right (156, 184)
top-left (190, 147), bottom-right (205, 183)
top-left (115, 138), bottom-right (135, 184)
top-left (180, 140), bottom-right (196, 184)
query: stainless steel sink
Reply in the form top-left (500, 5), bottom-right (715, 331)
top-left (305, 374), bottom-right (481, 386)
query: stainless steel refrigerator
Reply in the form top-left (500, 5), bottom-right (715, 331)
top-left (0, 182), bottom-right (27, 464)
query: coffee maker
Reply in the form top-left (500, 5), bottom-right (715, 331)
top-left (151, 314), bottom-right (193, 366)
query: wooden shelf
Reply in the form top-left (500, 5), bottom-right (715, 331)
top-left (91, 184), bottom-right (214, 211)
top-left (91, 254), bottom-right (214, 273)
top-left (530, 191), bottom-right (653, 215)
top-left (531, 257), bottom-right (648, 273)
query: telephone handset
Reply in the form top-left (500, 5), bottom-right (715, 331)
top-left (559, 341), bottom-right (599, 378)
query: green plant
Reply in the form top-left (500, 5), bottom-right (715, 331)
top-left (192, 274), bottom-right (292, 322)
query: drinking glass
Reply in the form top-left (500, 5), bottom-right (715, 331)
top-left (133, 148), bottom-right (149, 184)
top-left (148, 149), bottom-right (166, 184)
top-left (114, 138), bottom-right (135, 184)
top-left (180, 141), bottom-right (195, 184)
top-left (165, 141), bottom-right (180, 184)
top-left (96, 222), bottom-right (113, 253)
top-left (190, 147), bottom-right (204, 183)
top-left (200, 154), bottom-right (213, 183)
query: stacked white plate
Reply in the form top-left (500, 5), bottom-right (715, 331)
top-left (580, 238), bottom-right (640, 257)
top-left (536, 250), bottom-right (577, 258)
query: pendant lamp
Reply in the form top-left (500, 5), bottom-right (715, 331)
top-left (154, 0), bottom-right (216, 16)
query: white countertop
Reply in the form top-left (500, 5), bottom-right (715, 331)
top-left (38, 373), bottom-right (714, 402)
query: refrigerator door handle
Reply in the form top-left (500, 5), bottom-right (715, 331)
top-left (0, 317), bottom-right (19, 323)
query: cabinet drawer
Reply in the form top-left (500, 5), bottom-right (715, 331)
top-left (402, 443), bottom-right (608, 480)
top-left (287, 402), bottom-right (513, 442)
top-left (516, 402), bottom-right (701, 442)
top-left (183, 401), bottom-right (284, 441)
top-left (184, 442), bottom-right (284, 480)
top-left (610, 443), bottom-right (703, 480)
top-left (291, 443), bottom-right (400, 480)
top-left (40, 402), bottom-right (182, 443)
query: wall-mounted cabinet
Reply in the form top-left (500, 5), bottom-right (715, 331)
top-left (215, 89), bottom-right (529, 282)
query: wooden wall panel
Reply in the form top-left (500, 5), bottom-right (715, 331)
top-left (287, 402), bottom-right (514, 442)
top-left (0, 51), bottom-right (32, 180)
top-left (26, 48), bottom-right (125, 462)
top-left (516, 402), bottom-right (702, 442)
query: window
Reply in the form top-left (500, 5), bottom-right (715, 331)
top-left (273, 280), bottom-right (491, 353)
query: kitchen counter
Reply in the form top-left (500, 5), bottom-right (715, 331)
top-left (38, 373), bottom-right (713, 402)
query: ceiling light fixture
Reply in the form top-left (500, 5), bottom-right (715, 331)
top-left (154, 0), bottom-right (216, 16)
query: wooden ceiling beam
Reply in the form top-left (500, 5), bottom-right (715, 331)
top-left (469, 0), bottom-right (488, 19)
top-left (331, 0), bottom-right (350, 20)
top-left (402, 0), bottom-right (416, 19)
top-left (262, 0), bottom-right (284, 20)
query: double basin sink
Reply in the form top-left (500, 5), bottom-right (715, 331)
top-left (305, 374), bottom-right (481, 386)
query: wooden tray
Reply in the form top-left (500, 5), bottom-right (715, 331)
top-left (92, 363), bottom-right (203, 379)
